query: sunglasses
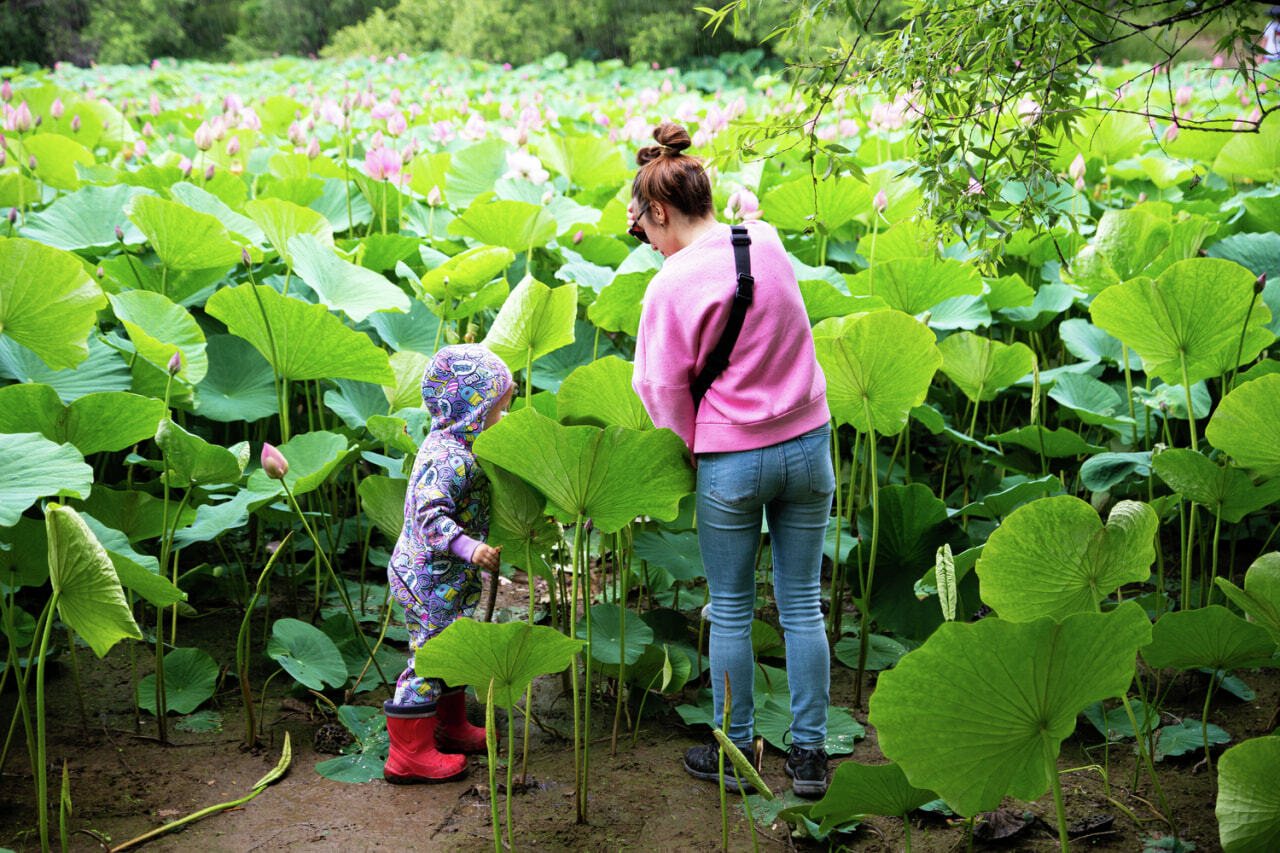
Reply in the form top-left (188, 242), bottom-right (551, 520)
top-left (628, 202), bottom-right (650, 244)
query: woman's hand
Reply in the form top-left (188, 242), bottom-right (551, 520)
top-left (471, 543), bottom-right (502, 572)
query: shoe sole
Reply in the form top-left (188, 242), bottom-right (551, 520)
top-left (683, 758), bottom-right (755, 793)
top-left (785, 764), bottom-right (828, 798)
top-left (435, 736), bottom-right (492, 754)
top-left (383, 767), bottom-right (468, 784)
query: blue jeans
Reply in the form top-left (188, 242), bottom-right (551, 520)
top-left (696, 424), bottom-right (834, 748)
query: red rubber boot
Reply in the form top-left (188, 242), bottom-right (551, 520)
top-left (434, 690), bottom-right (490, 754)
top-left (383, 701), bottom-right (467, 784)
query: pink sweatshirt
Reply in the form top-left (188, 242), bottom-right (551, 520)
top-left (632, 220), bottom-right (829, 454)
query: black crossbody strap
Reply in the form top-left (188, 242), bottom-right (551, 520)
top-left (691, 224), bottom-right (754, 413)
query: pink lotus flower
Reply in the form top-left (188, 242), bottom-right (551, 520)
top-left (225, 135), bottom-right (240, 157)
top-left (193, 121), bottom-right (214, 151)
top-left (1069, 153), bottom-right (1086, 182)
top-left (287, 120), bottom-right (306, 147)
top-left (573, 229), bottom-right (583, 244)
top-left (1175, 85), bottom-right (1193, 106)
top-left (1163, 122), bottom-right (1179, 143)
top-left (1, 81), bottom-right (11, 102)
top-left (426, 185), bottom-right (443, 206)
top-left (133, 139), bottom-right (147, 159)
top-left (873, 189), bottom-right (888, 214)
top-left (724, 188), bottom-right (761, 223)
top-left (261, 443), bottom-right (289, 480)
top-left (1212, 55), bottom-right (1224, 69)
top-left (50, 97), bottom-right (63, 119)
top-left (964, 178), bottom-right (984, 196)
top-left (167, 351), bottom-right (182, 376)
top-left (386, 111), bottom-right (407, 136)
top-left (5, 102), bottom-right (32, 133)
top-left (141, 121), bottom-right (154, 138)
top-left (370, 101), bottom-right (396, 120)
top-left (364, 145), bottom-right (401, 181)
top-left (306, 138), bottom-right (320, 159)
top-left (70, 114), bottom-right (81, 133)
top-left (204, 163), bottom-right (216, 180)
top-left (223, 93), bottom-right (243, 113)
top-left (1074, 176), bottom-right (1086, 192)
top-left (149, 93), bottom-right (161, 115)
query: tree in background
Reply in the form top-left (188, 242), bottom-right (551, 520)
top-left (0, 0), bottom-right (93, 66)
top-left (231, 0), bottom-right (394, 58)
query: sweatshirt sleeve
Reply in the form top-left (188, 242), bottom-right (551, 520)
top-left (633, 276), bottom-right (700, 451)
top-left (409, 447), bottom-right (475, 556)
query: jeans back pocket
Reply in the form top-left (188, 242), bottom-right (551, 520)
top-left (703, 447), bottom-right (764, 507)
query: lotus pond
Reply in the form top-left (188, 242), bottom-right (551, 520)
top-left (2, 49), bottom-right (1280, 852)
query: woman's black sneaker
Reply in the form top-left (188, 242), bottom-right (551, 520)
top-left (785, 745), bottom-right (829, 797)
top-left (683, 743), bottom-right (756, 793)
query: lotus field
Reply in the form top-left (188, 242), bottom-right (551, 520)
top-left (3, 49), bottom-right (1280, 851)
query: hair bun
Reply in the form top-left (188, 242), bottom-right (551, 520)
top-left (653, 121), bottom-right (692, 153)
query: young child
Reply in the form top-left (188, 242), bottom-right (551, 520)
top-left (383, 343), bottom-right (513, 784)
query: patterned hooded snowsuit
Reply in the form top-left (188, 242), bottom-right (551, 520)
top-left (388, 344), bottom-right (512, 707)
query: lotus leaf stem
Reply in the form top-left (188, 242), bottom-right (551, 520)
top-left (853, 397), bottom-right (880, 709)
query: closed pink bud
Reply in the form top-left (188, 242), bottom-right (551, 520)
top-left (1163, 122), bottom-right (1179, 143)
top-left (50, 97), bottom-right (64, 119)
top-left (1069, 153), bottom-right (1086, 182)
top-left (225, 135), bottom-right (240, 157)
top-left (204, 163), bottom-right (216, 180)
top-left (261, 443), bottom-right (288, 479)
top-left (1074, 176), bottom-right (1086, 192)
top-left (573, 229), bottom-right (584, 244)
top-left (0, 81), bottom-right (10, 102)
top-left (306, 138), bottom-right (320, 159)
top-left (426, 185), bottom-right (442, 206)
top-left (242, 247), bottom-right (252, 267)
top-left (873, 189), bottom-right (888, 213)
top-left (141, 121), bottom-right (154, 138)
top-left (193, 121), bottom-right (214, 151)
top-left (178, 155), bottom-right (192, 176)
top-left (167, 351), bottom-right (182, 376)
top-left (70, 114), bottom-right (81, 132)
top-left (1175, 85), bottom-right (1193, 106)
top-left (1257, 273), bottom-right (1267, 295)
top-left (149, 93), bottom-right (161, 116)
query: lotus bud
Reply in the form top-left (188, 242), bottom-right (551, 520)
top-left (225, 135), bottom-right (240, 157)
top-left (193, 121), bottom-right (214, 150)
top-left (426, 185), bottom-right (442, 207)
top-left (1175, 85), bottom-right (1193, 106)
top-left (178, 155), bottom-right (192, 176)
top-left (132, 139), bottom-right (146, 159)
top-left (541, 190), bottom-right (553, 205)
top-left (9, 101), bottom-right (33, 132)
top-left (1069, 153), bottom-right (1086, 182)
top-left (1137, 192), bottom-right (1147, 203)
top-left (242, 247), bottom-right (252, 267)
top-left (306, 137), bottom-right (320, 159)
top-left (1074, 176), bottom-right (1086, 192)
top-left (141, 121), bottom-right (154, 138)
top-left (149, 93), bottom-right (161, 116)
top-left (115, 225), bottom-right (124, 242)
top-left (0, 149), bottom-right (5, 168)
top-left (573, 229), bottom-right (583, 245)
top-left (33, 113), bottom-right (41, 128)
top-left (287, 120), bottom-right (306, 146)
top-left (96, 266), bottom-right (104, 279)
top-left (873, 189), bottom-right (888, 213)
top-left (1257, 273), bottom-right (1267, 295)
top-left (204, 163), bottom-right (215, 180)
top-left (167, 351), bottom-right (182, 376)
top-left (70, 114), bottom-right (81, 133)
top-left (7, 207), bottom-right (16, 224)
top-left (27, 154), bottom-right (36, 170)
top-left (1163, 122), bottom-right (1179, 143)
top-left (0, 81), bottom-right (10, 102)
top-left (261, 443), bottom-right (289, 480)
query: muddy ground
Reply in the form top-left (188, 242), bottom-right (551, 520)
top-left (2, 569), bottom-right (1275, 852)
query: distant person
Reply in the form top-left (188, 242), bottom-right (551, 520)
top-left (383, 344), bottom-right (513, 783)
top-left (628, 121), bottom-right (835, 797)
top-left (1262, 6), bottom-right (1280, 61)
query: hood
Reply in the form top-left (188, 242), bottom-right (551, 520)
top-left (421, 344), bottom-right (513, 444)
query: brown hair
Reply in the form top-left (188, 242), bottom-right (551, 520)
top-left (632, 121), bottom-right (713, 218)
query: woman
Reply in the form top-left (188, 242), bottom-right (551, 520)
top-left (629, 121), bottom-right (835, 797)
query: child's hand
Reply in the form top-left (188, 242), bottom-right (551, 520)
top-left (471, 543), bottom-right (502, 572)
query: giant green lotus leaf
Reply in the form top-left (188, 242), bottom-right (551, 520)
top-left (246, 430), bottom-right (356, 498)
top-left (576, 603), bottom-right (653, 665)
top-left (482, 276), bottom-right (577, 375)
top-left (1213, 111), bottom-right (1280, 183)
top-left (763, 176), bottom-right (867, 233)
top-left (1152, 448), bottom-right (1280, 523)
top-left (0, 384), bottom-right (164, 456)
top-left (206, 283), bottom-right (394, 384)
top-left (1058, 318), bottom-right (1142, 368)
top-left (474, 408), bottom-right (693, 533)
top-left (194, 334), bottom-right (279, 424)
top-left (1206, 374), bottom-right (1280, 479)
top-left (367, 299), bottom-right (443, 355)
top-left (382, 350), bottom-right (431, 411)
top-left (1142, 605), bottom-right (1277, 672)
top-left (17, 184), bottom-right (151, 251)
top-left (999, 283), bottom-right (1078, 332)
top-left (1068, 207), bottom-right (1171, 292)
top-left (21, 133), bottom-right (94, 191)
top-left (1047, 372), bottom-right (1133, 426)
top-left (977, 496), bottom-right (1157, 622)
top-left (445, 139), bottom-right (509, 207)
top-left (79, 513), bottom-right (186, 608)
top-left (814, 310), bottom-right (941, 435)
top-left (45, 503), bottom-right (142, 657)
top-left (846, 257), bottom-right (983, 316)
top-left (1089, 259), bottom-right (1272, 386)
top-left (0, 238), bottom-right (106, 370)
top-left (938, 332), bottom-right (1034, 403)
top-left (417, 245), bottom-right (515, 300)
top-left (448, 199), bottom-right (559, 254)
top-left (987, 426), bottom-right (1105, 458)
top-left (535, 133), bottom-right (628, 191)
top-left (0, 338), bottom-right (130, 404)
top-left (557, 356), bottom-right (652, 431)
top-left (587, 270), bottom-right (652, 337)
top-left (124, 194), bottom-right (241, 272)
top-left (1217, 735), bottom-right (1280, 853)
top-left (415, 617), bottom-right (585, 708)
top-left (135, 647), bottom-right (218, 714)
top-left (169, 182), bottom-right (266, 245)
top-left (0, 433), bottom-right (93, 527)
top-left (155, 418), bottom-right (246, 487)
top-left (810, 761), bottom-right (937, 832)
top-left (481, 463), bottom-right (557, 579)
top-left (868, 601), bottom-right (1151, 817)
top-left (108, 290), bottom-right (208, 384)
top-left (1206, 232), bottom-right (1280, 335)
top-left (1215, 554), bottom-right (1280, 647)
top-left (1077, 110), bottom-right (1149, 164)
top-left (356, 475), bottom-right (407, 542)
top-left (244, 197), bottom-right (334, 264)
top-left (267, 618), bottom-right (348, 690)
top-left (288, 234), bottom-right (410, 322)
